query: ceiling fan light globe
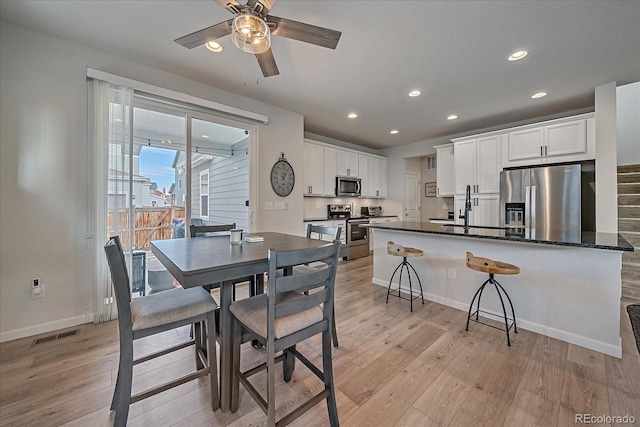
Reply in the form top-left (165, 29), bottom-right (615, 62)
top-left (231, 13), bottom-right (271, 54)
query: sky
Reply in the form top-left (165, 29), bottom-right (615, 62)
top-left (139, 146), bottom-right (177, 192)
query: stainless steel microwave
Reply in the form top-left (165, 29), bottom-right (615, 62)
top-left (336, 176), bottom-right (361, 197)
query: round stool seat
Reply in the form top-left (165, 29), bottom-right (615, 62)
top-left (466, 252), bottom-right (519, 275)
top-left (388, 241), bottom-right (423, 258)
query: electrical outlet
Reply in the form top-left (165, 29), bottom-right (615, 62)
top-left (447, 268), bottom-right (456, 280)
top-left (32, 278), bottom-right (45, 298)
top-left (265, 202), bottom-right (273, 210)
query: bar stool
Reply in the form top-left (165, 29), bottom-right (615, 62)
top-left (386, 241), bottom-right (424, 311)
top-left (465, 252), bottom-right (520, 346)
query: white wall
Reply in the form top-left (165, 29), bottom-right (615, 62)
top-left (595, 82), bottom-right (618, 233)
top-left (617, 82), bottom-right (640, 166)
top-left (0, 21), bottom-right (304, 341)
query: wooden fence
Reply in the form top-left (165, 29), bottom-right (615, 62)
top-left (108, 206), bottom-right (185, 250)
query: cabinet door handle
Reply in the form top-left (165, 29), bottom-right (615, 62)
top-left (545, 145), bottom-right (548, 156)
top-left (347, 168), bottom-right (350, 176)
top-left (437, 187), bottom-right (440, 196)
top-left (308, 186), bottom-right (312, 193)
top-left (540, 146), bottom-right (543, 156)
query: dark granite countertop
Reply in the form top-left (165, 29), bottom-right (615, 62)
top-left (303, 215), bottom-right (398, 222)
top-left (362, 221), bottom-right (634, 252)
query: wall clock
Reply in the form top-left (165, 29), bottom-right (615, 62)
top-left (270, 153), bottom-right (295, 197)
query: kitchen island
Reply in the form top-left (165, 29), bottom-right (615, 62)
top-left (364, 221), bottom-right (633, 357)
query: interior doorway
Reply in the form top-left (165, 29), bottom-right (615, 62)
top-left (404, 172), bottom-right (421, 221)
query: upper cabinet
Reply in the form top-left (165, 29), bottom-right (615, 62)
top-left (304, 139), bottom-right (387, 198)
top-left (452, 135), bottom-right (501, 195)
top-left (303, 141), bottom-right (336, 197)
top-left (503, 113), bottom-right (595, 168)
top-left (336, 150), bottom-right (359, 177)
top-left (435, 144), bottom-right (454, 197)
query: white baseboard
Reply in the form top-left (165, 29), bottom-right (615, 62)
top-left (371, 278), bottom-right (622, 358)
top-left (0, 314), bottom-right (94, 343)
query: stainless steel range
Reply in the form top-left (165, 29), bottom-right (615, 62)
top-left (327, 204), bottom-right (369, 260)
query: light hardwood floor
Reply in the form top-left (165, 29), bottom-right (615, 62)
top-left (1, 255), bottom-right (639, 426)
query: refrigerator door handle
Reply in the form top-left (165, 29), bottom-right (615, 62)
top-left (525, 185), bottom-right (531, 227)
top-left (530, 185), bottom-right (537, 228)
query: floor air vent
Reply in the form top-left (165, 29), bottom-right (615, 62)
top-left (33, 328), bottom-right (80, 346)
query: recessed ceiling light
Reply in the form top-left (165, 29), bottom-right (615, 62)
top-left (347, 113), bottom-right (358, 119)
top-left (205, 41), bottom-right (223, 53)
top-left (390, 130), bottom-right (399, 135)
top-left (447, 115), bottom-right (458, 120)
top-left (201, 134), bottom-right (210, 139)
top-left (508, 50), bottom-right (528, 61)
top-left (114, 118), bottom-right (122, 123)
top-left (408, 90), bottom-right (422, 97)
top-left (531, 92), bottom-right (547, 99)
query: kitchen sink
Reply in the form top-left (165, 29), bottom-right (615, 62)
top-left (442, 224), bottom-right (508, 230)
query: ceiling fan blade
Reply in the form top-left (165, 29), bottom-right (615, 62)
top-left (174, 19), bottom-right (233, 49)
top-left (256, 48), bottom-right (280, 77)
top-left (247, 0), bottom-right (277, 17)
top-left (267, 16), bottom-right (341, 49)
top-left (213, 0), bottom-right (243, 15)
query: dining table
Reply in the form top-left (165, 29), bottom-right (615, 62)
top-left (150, 231), bottom-right (334, 412)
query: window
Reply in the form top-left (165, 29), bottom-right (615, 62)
top-left (200, 170), bottom-right (209, 220)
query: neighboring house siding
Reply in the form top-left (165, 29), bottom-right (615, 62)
top-left (190, 137), bottom-right (250, 229)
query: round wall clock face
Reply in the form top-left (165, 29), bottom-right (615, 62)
top-left (270, 157), bottom-right (295, 197)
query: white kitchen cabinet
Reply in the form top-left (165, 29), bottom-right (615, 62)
top-left (453, 135), bottom-right (500, 195)
top-left (323, 147), bottom-right (337, 196)
top-left (504, 114), bottom-right (594, 168)
top-left (367, 156), bottom-right (387, 198)
top-left (304, 139), bottom-right (387, 198)
top-left (454, 194), bottom-right (500, 227)
top-left (336, 150), bottom-right (359, 177)
top-left (304, 143), bottom-right (324, 196)
top-left (359, 155), bottom-right (369, 197)
top-left (435, 144), bottom-right (454, 197)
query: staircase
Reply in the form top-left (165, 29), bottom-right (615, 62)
top-left (619, 164), bottom-right (640, 300)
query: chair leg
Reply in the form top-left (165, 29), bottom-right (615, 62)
top-left (331, 307), bottom-right (339, 347)
top-left (283, 344), bottom-right (296, 382)
top-left (405, 260), bottom-right (425, 305)
top-left (493, 279), bottom-right (518, 334)
top-left (113, 338), bottom-right (133, 427)
top-left (466, 278), bottom-right (490, 331)
top-left (194, 321), bottom-right (204, 370)
top-left (267, 340), bottom-right (277, 427)
top-left (230, 317), bottom-right (241, 413)
top-left (110, 369), bottom-right (120, 410)
top-left (249, 275), bottom-right (256, 297)
top-left (206, 310), bottom-right (219, 411)
top-left (386, 261), bottom-right (404, 303)
top-left (322, 329), bottom-right (339, 427)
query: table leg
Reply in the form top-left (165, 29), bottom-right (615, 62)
top-left (219, 279), bottom-right (234, 412)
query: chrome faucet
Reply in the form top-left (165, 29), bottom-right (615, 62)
top-left (459, 184), bottom-right (472, 229)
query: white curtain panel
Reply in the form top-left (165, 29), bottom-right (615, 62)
top-left (90, 79), bottom-right (133, 323)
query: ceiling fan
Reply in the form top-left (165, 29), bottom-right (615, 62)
top-left (174, 0), bottom-right (342, 77)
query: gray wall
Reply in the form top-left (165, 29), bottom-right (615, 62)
top-left (0, 21), bottom-right (304, 341)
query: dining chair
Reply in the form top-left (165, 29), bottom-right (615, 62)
top-left (104, 236), bottom-right (218, 426)
top-left (230, 240), bottom-right (341, 427)
top-left (190, 223), bottom-right (257, 299)
top-left (278, 223), bottom-right (341, 347)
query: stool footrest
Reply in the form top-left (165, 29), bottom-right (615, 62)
top-left (387, 287), bottom-right (424, 302)
top-left (468, 309), bottom-right (516, 332)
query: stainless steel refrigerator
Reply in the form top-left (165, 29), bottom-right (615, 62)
top-left (500, 164), bottom-right (583, 239)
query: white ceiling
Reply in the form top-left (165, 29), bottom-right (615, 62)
top-left (1, 0), bottom-right (639, 149)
